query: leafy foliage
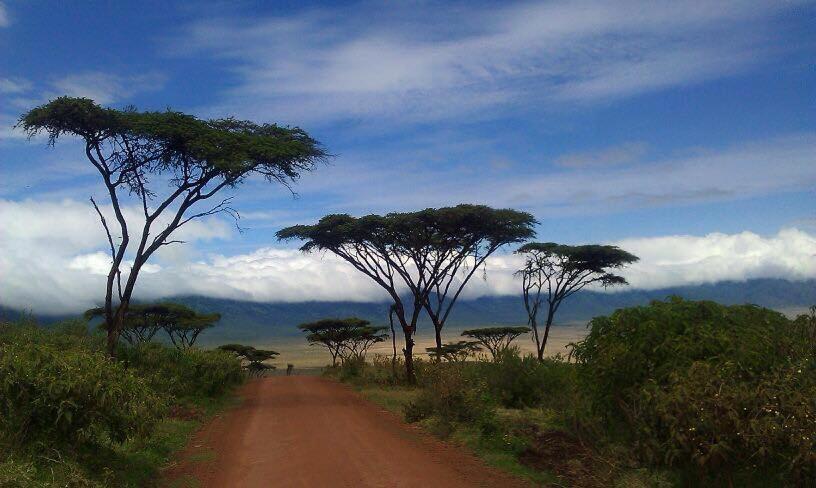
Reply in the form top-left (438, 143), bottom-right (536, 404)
top-left (279, 204), bottom-right (536, 380)
top-left (572, 298), bottom-right (816, 482)
top-left (404, 364), bottom-right (496, 434)
top-left (18, 96), bottom-right (326, 355)
top-left (298, 317), bottom-right (387, 366)
top-left (218, 343), bottom-right (279, 376)
top-left (425, 341), bottom-right (482, 362)
top-left (516, 242), bottom-right (638, 360)
top-left (461, 326), bottom-right (530, 360)
top-left (118, 343), bottom-right (243, 398)
top-left (0, 328), bottom-right (162, 454)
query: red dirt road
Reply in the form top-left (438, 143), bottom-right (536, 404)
top-left (162, 376), bottom-right (530, 488)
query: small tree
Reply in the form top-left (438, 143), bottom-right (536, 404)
top-left (19, 97), bottom-right (326, 357)
top-left (461, 326), bottom-right (530, 361)
top-left (425, 341), bottom-right (481, 362)
top-left (516, 243), bottom-right (638, 361)
top-left (417, 206), bottom-right (536, 355)
top-left (345, 325), bottom-right (388, 361)
top-left (298, 317), bottom-right (371, 367)
top-left (85, 303), bottom-right (166, 345)
top-left (278, 204), bottom-right (535, 382)
top-left (219, 344), bottom-right (279, 377)
top-left (159, 303), bottom-right (221, 349)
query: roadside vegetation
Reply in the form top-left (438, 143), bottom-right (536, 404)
top-left (0, 315), bottom-right (244, 487)
top-left (329, 298), bottom-right (816, 487)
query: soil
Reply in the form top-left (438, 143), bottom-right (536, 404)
top-left (161, 376), bottom-right (531, 487)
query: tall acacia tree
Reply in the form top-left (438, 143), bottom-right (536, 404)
top-left (19, 97), bottom-right (325, 356)
top-left (414, 205), bottom-right (536, 352)
top-left (278, 205), bottom-right (534, 381)
top-left (516, 243), bottom-right (638, 361)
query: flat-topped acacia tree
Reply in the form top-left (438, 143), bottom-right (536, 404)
top-left (161, 304), bottom-right (221, 349)
top-left (278, 205), bottom-right (535, 381)
top-left (461, 326), bottom-right (531, 361)
top-left (298, 318), bottom-right (386, 366)
top-left (414, 206), bottom-right (536, 353)
top-left (516, 243), bottom-right (638, 361)
top-left (18, 97), bottom-right (326, 356)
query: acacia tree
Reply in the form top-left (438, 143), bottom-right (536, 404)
top-left (407, 206), bottom-right (536, 353)
top-left (461, 326), bottom-right (531, 361)
top-left (160, 303), bottom-right (221, 349)
top-left (345, 325), bottom-right (388, 361)
top-left (425, 341), bottom-right (481, 362)
top-left (19, 97), bottom-right (325, 356)
top-left (278, 205), bottom-right (535, 382)
top-left (219, 344), bottom-right (279, 376)
top-left (84, 303), bottom-right (167, 345)
top-left (516, 243), bottom-right (638, 361)
top-left (298, 317), bottom-right (375, 366)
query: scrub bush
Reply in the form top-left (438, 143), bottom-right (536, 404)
top-left (118, 342), bottom-right (243, 399)
top-left (0, 341), bottom-right (162, 453)
top-left (572, 298), bottom-right (816, 482)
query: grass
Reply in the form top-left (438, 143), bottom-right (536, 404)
top-left (0, 393), bottom-right (240, 488)
top-left (356, 383), bottom-right (558, 486)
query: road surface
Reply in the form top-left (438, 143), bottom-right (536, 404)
top-left (162, 376), bottom-right (530, 487)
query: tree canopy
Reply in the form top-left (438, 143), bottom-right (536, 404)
top-left (298, 317), bottom-right (387, 366)
top-left (516, 242), bottom-right (638, 360)
top-left (278, 204), bottom-right (535, 380)
top-left (219, 344), bottom-right (280, 376)
top-left (19, 97), bottom-right (326, 356)
top-left (425, 341), bottom-right (481, 362)
top-left (461, 326), bottom-right (531, 360)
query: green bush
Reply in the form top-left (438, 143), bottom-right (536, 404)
top-left (404, 363), bottom-right (496, 433)
top-left (477, 347), bottom-right (576, 409)
top-left (118, 342), bottom-right (243, 399)
top-left (0, 341), bottom-right (163, 453)
top-left (572, 297), bottom-right (816, 482)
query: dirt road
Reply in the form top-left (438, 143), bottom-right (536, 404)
top-left (162, 376), bottom-right (530, 487)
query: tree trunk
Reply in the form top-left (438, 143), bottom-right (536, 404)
top-left (434, 323), bottom-right (443, 362)
top-left (106, 301), bottom-right (128, 358)
top-left (402, 328), bottom-right (416, 384)
top-left (538, 312), bottom-right (554, 362)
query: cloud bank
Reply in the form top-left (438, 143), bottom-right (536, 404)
top-left (2, 198), bottom-right (815, 314)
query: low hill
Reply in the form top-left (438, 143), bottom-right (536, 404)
top-left (3, 278), bottom-right (814, 345)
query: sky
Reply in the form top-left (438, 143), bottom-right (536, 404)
top-left (1, 0), bottom-right (815, 314)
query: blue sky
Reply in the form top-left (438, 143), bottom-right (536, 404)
top-left (1, 1), bottom-right (816, 313)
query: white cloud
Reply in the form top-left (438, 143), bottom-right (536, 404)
top-left (0, 3), bottom-right (8, 28)
top-left (555, 142), bottom-right (648, 169)
top-left (51, 71), bottom-right (166, 105)
top-left (1, 196), bottom-right (815, 314)
top-left (174, 0), bottom-right (800, 125)
top-left (294, 132), bottom-right (816, 215)
top-left (0, 78), bottom-right (30, 94)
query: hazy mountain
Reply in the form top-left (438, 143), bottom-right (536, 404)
top-left (4, 278), bottom-right (814, 345)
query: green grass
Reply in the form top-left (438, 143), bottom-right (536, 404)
top-left (357, 386), bottom-right (419, 414)
top-left (0, 393), bottom-right (240, 488)
top-left (355, 383), bottom-right (558, 486)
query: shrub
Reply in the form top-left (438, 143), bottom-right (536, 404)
top-left (0, 341), bottom-right (162, 453)
top-left (118, 343), bottom-right (243, 399)
top-left (404, 363), bottom-right (496, 433)
top-left (572, 297), bottom-right (816, 481)
top-left (477, 347), bottom-right (576, 409)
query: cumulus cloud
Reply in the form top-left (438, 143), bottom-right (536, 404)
top-left (173, 0), bottom-right (801, 125)
top-left (1, 197), bottom-right (815, 314)
top-left (0, 3), bottom-right (8, 28)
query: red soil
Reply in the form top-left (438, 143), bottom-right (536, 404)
top-left (161, 376), bottom-right (531, 487)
